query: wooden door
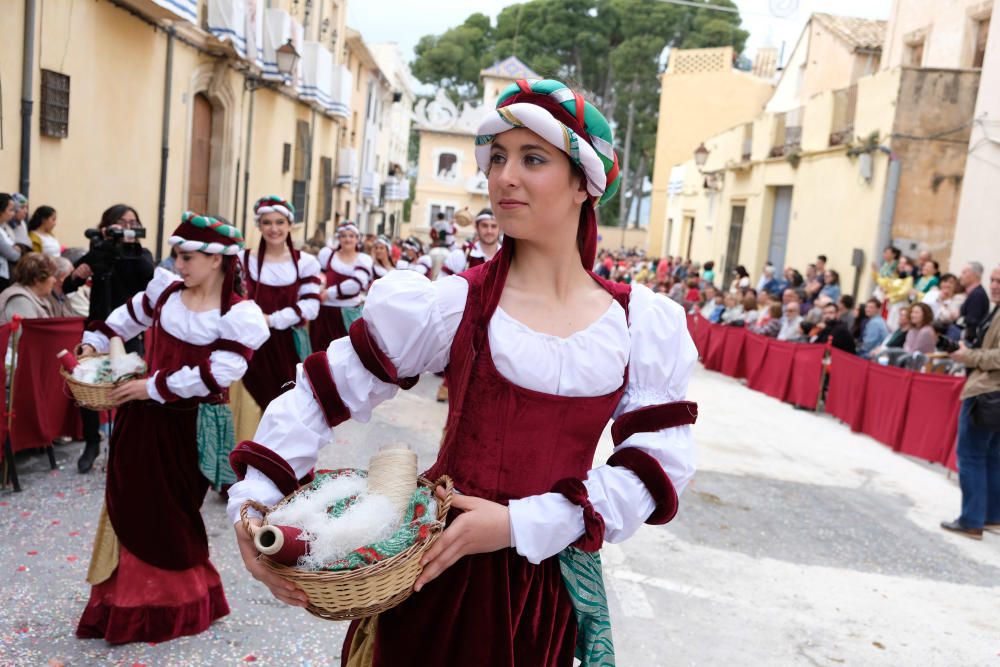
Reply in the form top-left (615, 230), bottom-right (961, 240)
top-left (188, 93), bottom-right (213, 214)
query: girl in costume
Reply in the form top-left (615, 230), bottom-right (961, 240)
top-left (228, 79), bottom-right (697, 666)
top-left (75, 213), bottom-right (268, 644)
top-left (240, 196), bottom-right (321, 410)
top-left (395, 236), bottom-right (433, 276)
top-left (371, 235), bottom-right (395, 281)
top-left (311, 221), bottom-right (373, 353)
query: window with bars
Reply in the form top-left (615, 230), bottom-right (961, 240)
top-left (972, 15), bottom-right (990, 68)
top-left (40, 70), bottom-right (70, 138)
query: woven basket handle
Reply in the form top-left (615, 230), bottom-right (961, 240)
top-left (432, 475), bottom-right (454, 518)
top-left (240, 499), bottom-right (272, 539)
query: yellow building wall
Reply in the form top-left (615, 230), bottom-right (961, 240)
top-left (412, 130), bottom-right (488, 234)
top-left (647, 50), bottom-right (773, 257)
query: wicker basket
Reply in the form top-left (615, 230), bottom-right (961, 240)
top-left (61, 354), bottom-right (143, 411)
top-left (241, 474), bottom-right (453, 621)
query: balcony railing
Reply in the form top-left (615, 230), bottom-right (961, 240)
top-left (384, 178), bottom-right (410, 202)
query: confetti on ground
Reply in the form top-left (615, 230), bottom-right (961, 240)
top-left (27, 550), bottom-right (38, 556)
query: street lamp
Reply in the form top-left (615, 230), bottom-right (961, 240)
top-left (693, 142), bottom-right (710, 169)
top-left (276, 39), bottom-right (300, 77)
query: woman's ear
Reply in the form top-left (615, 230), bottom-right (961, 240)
top-left (573, 176), bottom-right (589, 206)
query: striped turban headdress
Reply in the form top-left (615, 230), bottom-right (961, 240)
top-left (169, 212), bottom-right (244, 255)
top-left (474, 79), bottom-right (621, 268)
top-left (254, 195), bottom-right (295, 223)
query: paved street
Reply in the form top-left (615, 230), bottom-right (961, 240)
top-left (2, 366), bottom-right (999, 666)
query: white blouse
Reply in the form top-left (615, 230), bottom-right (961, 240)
top-left (226, 270), bottom-right (697, 564)
top-left (317, 248), bottom-right (372, 308)
top-left (242, 252), bottom-right (322, 330)
top-left (36, 231), bottom-right (62, 257)
top-left (396, 255), bottom-right (433, 277)
top-left (82, 268), bottom-right (270, 404)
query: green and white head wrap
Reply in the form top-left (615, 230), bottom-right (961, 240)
top-left (169, 212), bottom-right (245, 255)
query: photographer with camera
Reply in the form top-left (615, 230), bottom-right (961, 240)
top-left (64, 204), bottom-right (155, 473)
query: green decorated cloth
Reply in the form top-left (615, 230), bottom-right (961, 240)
top-left (292, 325), bottom-right (312, 362)
top-left (558, 547), bottom-right (616, 666)
top-left (340, 305), bottom-right (364, 333)
top-left (197, 403), bottom-right (237, 491)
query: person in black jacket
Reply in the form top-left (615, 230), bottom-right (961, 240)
top-left (959, 261), bottom-right (990, 345)
top-left (63, 204), bottom-right (154, 473)
top-left (810, 301), bottom-right (857, 354)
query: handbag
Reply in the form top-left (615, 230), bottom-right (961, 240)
top-left (970, 391), bottom-right (1000, 431)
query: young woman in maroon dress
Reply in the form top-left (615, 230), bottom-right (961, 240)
top-left (76, 213), bottom-right (268, 644)
top-left (228, 80), bottom-right (697, 665)
top-left (241, 196), bottom-right (321, 410)
top-left (311, 222), bottom-right (372, 353)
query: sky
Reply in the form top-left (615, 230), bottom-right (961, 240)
top-left (349, 0), bottom-right (894, 70)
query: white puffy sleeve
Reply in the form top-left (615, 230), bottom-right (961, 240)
top-left (146, 300), bottom-right (270, 404)
top-left (268, 253), bottom-right (323, 330)
top-left (225, 270), bottom-right (469, 523)
top-left (507, 284), bottom-right (697, 563)
top-left (440, 248), bottom-right (467, 277)
top-left (82, 267), bottom-right (178, 351)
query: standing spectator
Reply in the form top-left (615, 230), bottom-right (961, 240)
top-left (28, 205), bottom-right (62, 257)
top-left (702, 260), bottom-right (715, 285)
top-left (877, 246), bottom-right (901, 278)
top-left (959, 262), bottom-right (990, 345)
top-left (778, 300), bottom-right (804, 341)
top-left (0, 194), bottom-right (23, 292)
top-left (655, 255), bottom-right (671, 283)
top-left (0, 253), bottom-right (59, 324)
top-left (810, 301), bottom-right (856, 353)
top-left (859, 298), bottom-right (890, 358)
top-left (730, 265), bottom-right (750, 293)
top-left (904, 303), bottom-right (937, 354)
top-left (874, 256), bottom-right (915, 330)
top-left (943, 265), bottom-right (1000, 539)
top-left (819, 269), bottom-right (841, 302)
top-left (925, 272), bottom-right (965, 340)
top-left (914, 260), bottom-right (940, 295)
top-left (785, 266), bottom-right (804, 288)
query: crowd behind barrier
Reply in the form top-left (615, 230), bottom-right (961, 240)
top-left (688, 313), bottom-right (962, 470)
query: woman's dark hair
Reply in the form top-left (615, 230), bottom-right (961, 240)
top-left (13, 252), bottom-right (57, 286)
top-left (0, 193), bottom-right (11, 213)
top-left (734, 265), bottom-right (749, 278)
top-left (704, 260), bottom-right (714, 271)
top-left (28, 205), bottom-right (56, 232)
top-left (885, 245), bottom-right (901, 260)
top-left (99, 204), bottom-right (142, 230)
top-left (827, 269), bottom-right (840, 285)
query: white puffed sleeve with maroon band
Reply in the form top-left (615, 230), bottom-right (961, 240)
top-left (81, 267), bottom-right (178, 351)
top-left (259, 253), bottom-right (322, 331)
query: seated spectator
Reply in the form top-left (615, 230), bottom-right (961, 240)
top-left (0, 252), bottom-right (59, 324)
top-left (741, 294), bottom-right (759, 327)
top-left (752, 303), bottom-right (783, 338)
top-left (720, 293), bottom-right (745, 326)
top-left (756, 263), bottom-right (774, 293)
top-left (778, 300), bottom-right (804, 341)
top-left (924, 272), bottom-right (965, 326)
top-left (667, 278), bottom-right (686, 304)
top-left (804, 294), bottom-right (832, 326)
top-left (874, 304), bottom-right (912, 354)
top-left (859, 298), bottom-right (889, 358)
top-left (784, 266), bottom-right (804, 288)
top-left (838, 294), bottom-right (856, 331)
top-left (47, 256), bottom-right (77, 317)
top-left (28, 205), bottom-right (62, 257)
top-left (820, 270), bottom-right (841, 302)
top-left (810, 301), bottom-right (856, 353)
top-left (904, 302), bottom-right (937, 354)
top-left (913, 260), bottom-right (940, 295)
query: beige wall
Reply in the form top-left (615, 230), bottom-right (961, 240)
top-left (411, 130), bottom-right (488, 233)
top-left (950, 10), bottom-right (1000, 275)
top-left (647, 48), bottom-right (773, 257)
top-left (883, 0), bottom-right (993, 69)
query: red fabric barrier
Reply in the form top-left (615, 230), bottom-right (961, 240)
top-left (742, 333), bottom-right (770, 390)
top-left (753, 339), bottom-right (796, 401)
top-left (10, 317), bottom-right (85, 453)
top-left (0, 323), bottom-right (13, 449)
top-left (898, 374), bottom-right (964, 466)
top-left (719, 326), bottom-right (747, 379)
top-left (825, 349), bottom-right (869, 431)
top-left (703, 324), bottom-right (726, 371)
top-left (786, 344), bottom-right (827, 409)
top-left (860, 364), bottom-right (913, 450)
top-left (694, 316), bottom-right (711, 359)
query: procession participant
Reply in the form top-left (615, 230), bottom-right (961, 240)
top-left (396, 236), bottom-right (433, 276)
top-left (228, 78), bottom-right (697, 666)
top-left (76, 213), bottom-right (268, 644)
top-left (241, 196), bottom-right (321, 410)
top-left (311, 221), bottom-right (373, 353)
top-left (440, 207), bottom-right (501, 277)
top-left (371, 235), bottom-right (395, 281)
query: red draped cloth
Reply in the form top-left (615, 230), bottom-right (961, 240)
top-left (692, 314), bottom-right (711, 359)
top-left (754, 339), bottom-right (796, 401)
top-left (719, 327), bottom-right (747, 379)
top-left (742, 332), bottom-right (770, 391)
top-left (0, 324), bottom-right (12, 450)
top-left (825, 349), bottom-right (869, 431)
top-left (786, 344), bottom-right (827, 409)
top-left (10, 317), bottom-right (84, 453)
top-left (703, 324), bottom-right (726, 371)
top-left (860, 364), bottom-right (913, 450)
top-left (898, 374), bottom-right (964, 465)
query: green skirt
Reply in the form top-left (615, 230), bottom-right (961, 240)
top-left (196, 403), bottom-right (237, 491)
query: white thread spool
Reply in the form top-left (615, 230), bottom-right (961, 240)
top-left (366, 447), bottom-right (417, 524)
top-left (108, 336), bottom-right (128, 379)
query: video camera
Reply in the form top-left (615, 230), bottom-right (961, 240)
top-left (83, 226), bottom-right (147, 274)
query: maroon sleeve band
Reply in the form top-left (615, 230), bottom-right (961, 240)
top-left (607, 447), bottom-right (678, 525)
top-left (303, 351), bottom-right (352, 428)
top-left (348, 318), bottom-right (419, 390)
top-left (86, 320), bottom-right (120, 340)
top-left (300, 275), bottom-right (322, 286)
top-left (299, 293), bottom-right (321, 301)
top-left (551, 478), bottom-right (604, 552)
top-left (141, 294), bottom-right (154, 318)
top-left (611, 400), bottom-right (698, 447)
top-left (198, 361), bottom-right (224, 396)
top-left (125, 298), bottom-right (144, 326)
top-left (355, 264), bottom-right (373, 279)
top-left (229, 441), bottom-right (301, 497)
top-left (440, 266), bottom-right (455, 276)
top-left (213, 339), bottom-right (254, 361)
top-left (154, 370), bottom-right (182, 403)
top-left (336, 276), bottom-right (364, 300)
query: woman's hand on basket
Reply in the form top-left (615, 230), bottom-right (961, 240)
top-left (107, 379), bottom-right (149, 404)
top-left (235, 519), bottom-right (310, 607)
top-left (75, 343), bottom-right (96, 357)
top-left (413, 486), bottom-right (510, 592)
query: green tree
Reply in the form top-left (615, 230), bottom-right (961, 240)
top-left (410, 0), bottom-right (749, 231)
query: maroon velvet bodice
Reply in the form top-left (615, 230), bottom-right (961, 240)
top-left (425, 268), bottom-right (630, 504)
top-left (244, 250), bottom-right (302, 315)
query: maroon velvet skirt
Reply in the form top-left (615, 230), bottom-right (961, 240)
top-left (242, 327), bottom-right (299, 410)
top-left (76, 544), bottom-right (229, 644)
top-left (342, 548), bottom-right (576, 666)
top-left (310, 305), bottom-right (349, 355)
